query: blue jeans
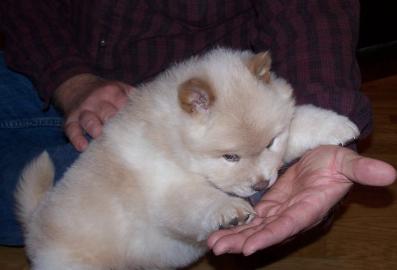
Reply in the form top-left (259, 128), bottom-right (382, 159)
top-left (0, 52), bottom-right (80, 245)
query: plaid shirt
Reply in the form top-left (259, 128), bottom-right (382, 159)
top-left (0, 0), bottom-right (371, 137)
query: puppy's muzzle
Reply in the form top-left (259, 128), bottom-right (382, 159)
top-left (252, 176), bottom-right (270, 191)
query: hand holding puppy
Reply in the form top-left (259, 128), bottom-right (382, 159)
top-left (208, 145), bottom-right (396, 256)
top-left (54, 74), bottom-right (133, 151)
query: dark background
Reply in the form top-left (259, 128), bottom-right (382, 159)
top-left (358, 0), bottom-right (397, 48)
top-left (358, 0), bottom-right (397, 81)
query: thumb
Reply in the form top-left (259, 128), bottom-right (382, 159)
top-left (339, 149), bottom-right (396, 186)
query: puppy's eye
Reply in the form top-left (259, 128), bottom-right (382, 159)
top-left (222, 154), bottom-right (240, 162)
top-left (266, 137), bottom-right (276, 149)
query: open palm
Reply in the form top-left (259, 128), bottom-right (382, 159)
top-left (208, 145), bottom-right (396, 256)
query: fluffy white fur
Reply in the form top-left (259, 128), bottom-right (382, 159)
top-left (15, 48), bottom-right (359, 270)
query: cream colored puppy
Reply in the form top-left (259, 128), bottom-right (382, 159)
top-left (16, 48), bottom-right (359, 270)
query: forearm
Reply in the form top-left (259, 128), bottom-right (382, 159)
top-left (253, 0), bottom-right (372, 139)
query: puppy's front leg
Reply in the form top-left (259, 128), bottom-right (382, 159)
top-left (162, 183), bottom-right (255, 242)
top-left (285, 104), bottom-right (360, 162)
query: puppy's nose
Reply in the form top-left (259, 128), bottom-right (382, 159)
top-left (252, 177), bottom-right (270, 191)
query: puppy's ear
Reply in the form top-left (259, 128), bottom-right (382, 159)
top-left (246, 51), bottom-right (272, 83)
top-left (178, 78), bottom-right (216, 115)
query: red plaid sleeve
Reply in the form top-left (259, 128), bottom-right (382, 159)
top-left (1, 0), bottom-right (94, 103)
top-left (251, 0), bottom-right (372, 138)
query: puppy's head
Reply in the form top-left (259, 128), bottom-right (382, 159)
top-left (177, 49), bottom-right (295, 198)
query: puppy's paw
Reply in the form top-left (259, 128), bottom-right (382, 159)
top-left (212, 197), bottom-right (255, 230)
top-left (198, 197), bottom-right (255, 241)
top-left (285, 104), bottom-right (360, 162)
top-left (322, 114), bottom-right (360, 146)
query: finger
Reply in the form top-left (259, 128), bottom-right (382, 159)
top-left (208, 218), bottom-right (263, 249)
top-left (99, 83), bottom-right (131, 109)
top-left (97, 102), bottom-right (118, 124)
top-left (243, 199), bottom-right (322, 256)
top-left (210, 233), bottom-right (246, 255)
top-left (119, 82), bottom-right (135, 95)
top-left (242, 215), bottom-right (298, 256)
top-left (79, 110), bottom-right (103, 138)
top-left (209, 219), bottom-right (266, 255)
top-left (254, 199), bottom-right (283, 217)
top-left (338, 148), bottom-right (396, 186)
top-left (113, 89), bottom-right (130, 109)
top-left (207, 230), bottom-right (235, 249)
top-left (64, 121), bottom-right (88, 151)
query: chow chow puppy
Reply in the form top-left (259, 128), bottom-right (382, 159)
top-left (16, 48), bottom-right (359, 270)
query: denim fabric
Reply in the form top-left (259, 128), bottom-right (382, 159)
top-left (0, 52), bottom-right (80, 245)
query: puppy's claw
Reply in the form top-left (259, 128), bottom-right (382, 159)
top-left (244, 213), bottom-right (253, 222)
top-left (211, 197), bottom-right (255, 231)
top-left (218, 213), bottom-right (255, 230)
top-left (229, 217), bottom-right (239, 226)
top-left (218, 217), bottom-right (239, 229)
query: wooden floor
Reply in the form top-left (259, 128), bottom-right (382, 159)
top-left (1, 75), bottom-right (396, 270)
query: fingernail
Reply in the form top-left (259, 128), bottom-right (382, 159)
top-left (213, 247), bottom-right (228, 256)
top-left (78, 142), bottom-right (87, 151)
top-left (213, 249), bottom-right (223, 256)
top-left (244, 248), bottom-right (256, 256)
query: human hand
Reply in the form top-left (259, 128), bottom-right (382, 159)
top-left (54, 73), bottom-right (134, 151)
top-left (208, 145), bottom-right (396, 256)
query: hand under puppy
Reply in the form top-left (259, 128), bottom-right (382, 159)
top-left (208, 145), bottom-right (396, 256)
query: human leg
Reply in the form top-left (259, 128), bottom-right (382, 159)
top-left (0, 51), bottom-right (79, 245)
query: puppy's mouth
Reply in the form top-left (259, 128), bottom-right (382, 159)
top-left (206, 180), bottom-right (256, 199)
